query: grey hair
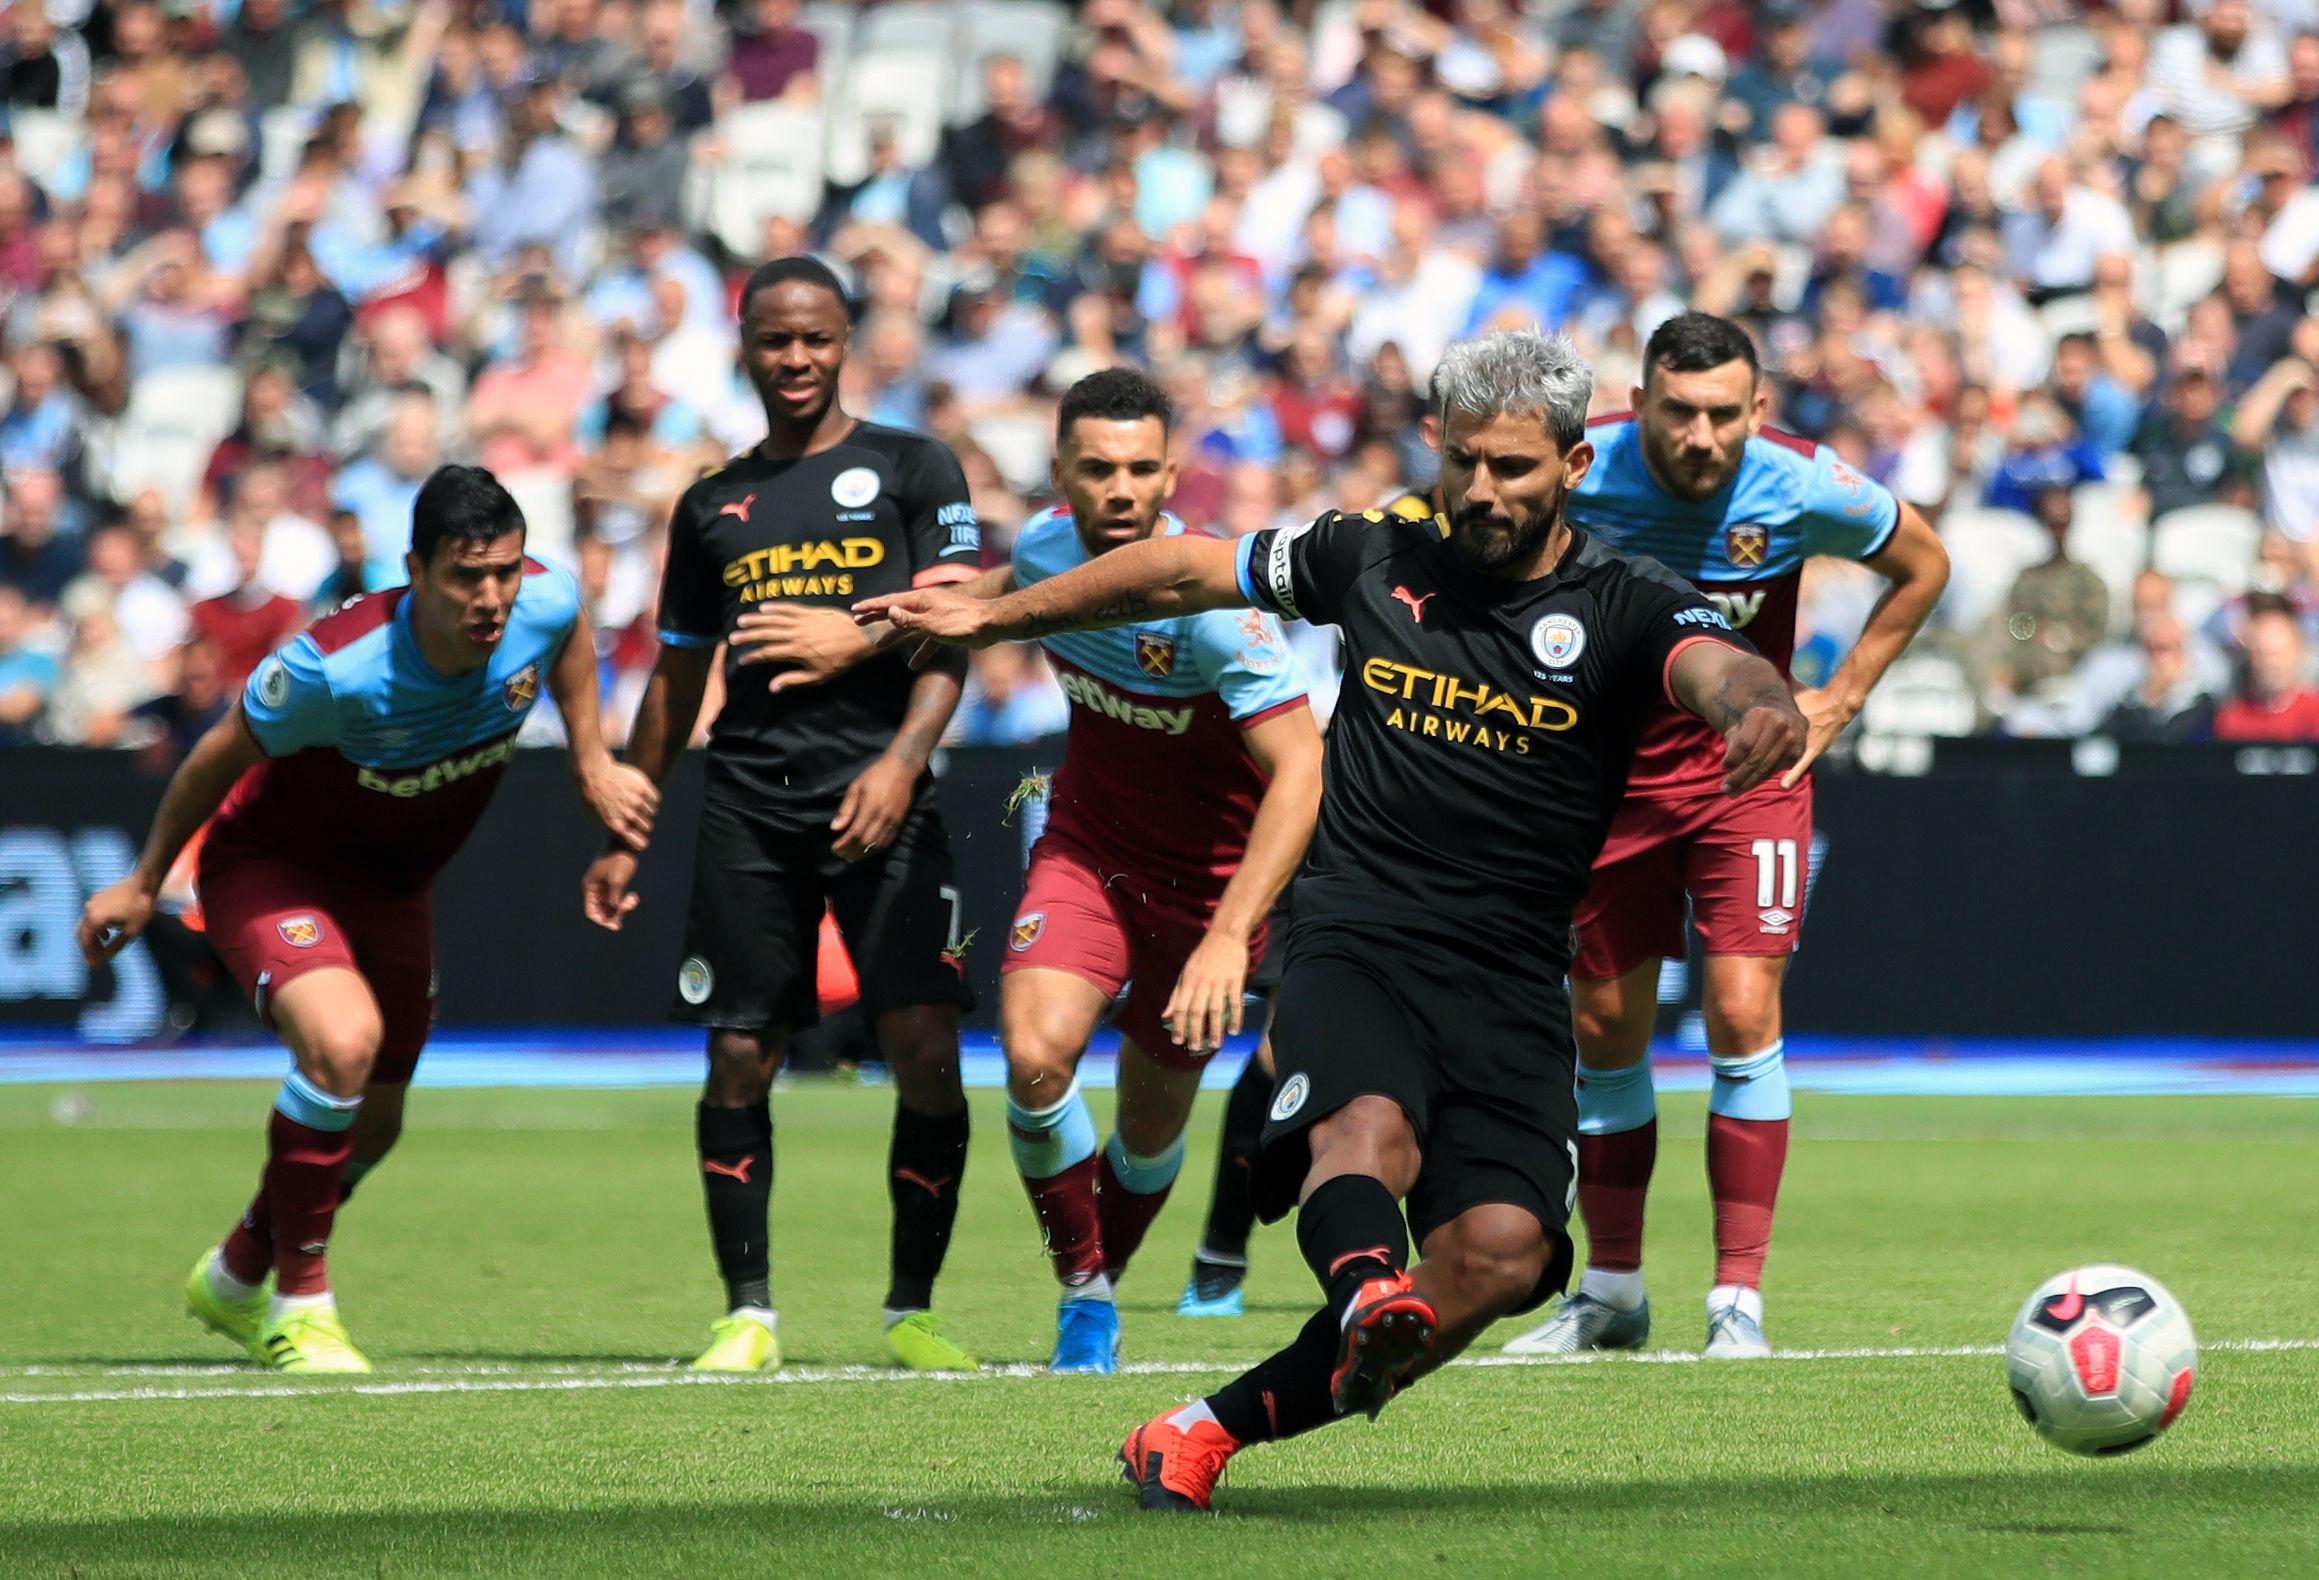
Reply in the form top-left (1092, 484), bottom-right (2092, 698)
top-left (1430, 329), bottom-right (1595, 450)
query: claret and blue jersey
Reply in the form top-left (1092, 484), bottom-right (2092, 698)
top-left (1571, 416), bottom-right (1900, 794)
top-left (1012, 506), bottom-right (1307, 891)
top-left (212, 558), bottom-right (581, 881)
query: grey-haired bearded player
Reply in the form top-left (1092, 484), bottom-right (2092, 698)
top-left (859, 329), bottom-right (1807, 1511)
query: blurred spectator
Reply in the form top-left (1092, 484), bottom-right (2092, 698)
top-left (2212, 596), bottom-right (2319, 741)
top-left (331, 388), bottom-right (440, 584)
top-left (1986, 393), bottom-right (2105, 512)
top-left (131, 634), bottom-right (232, 759)
top-left (4, 2), bottom-right (95, 119)
top-left (2133, 361), bottom-right (2252, 520)
top-left (2094, 615), bottom-right (2218, 743)
top-left (468, 282), bottom-right (588, 483)
top-left (600, 84), bottom-right (692, 236)
top-left (2234, 341), bottom-right (2319, 536)
top-left (40, 605), bottom-right (159, 746)
top-left (0, 339), bottom-right (87, 478)
top-left (202, 361), bottom-right (330, 521)
top-left (2071, 570), bottom-right (2234, 735)
top-left (0, 466), bottom-right (82, 605)
top-left (0, 583), bottom-right (57, 744)
top-left (331, 305), bottom-right (467, 461)
top-left (949, 641), bottom-right (1069, 746)
top-left (2049, 332), bottom-right (2140, 461)
top-left (59, 519), bottom-right (186, 661)
top-left (467, 68), bottom-right (597, 281)
top-left (2004, 156), bottom-right (2135, 303)
top-left (724, 0), bottom-right (819, 105)
top-left (1983, 485), bottom-right (2111, 707)
top-left (945, 55), bottom-right (1060, 211)
top-left (188, 516), bottom-right (307, 688)
top-left (186, 460), bottom-right (335, 604)
top-left (2145, 0), bottom-right (2289, 154)
top-left (1710, 102), bottom-right (1844, 245)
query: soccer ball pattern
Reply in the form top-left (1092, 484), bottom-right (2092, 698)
top-left (2006, 1264), bottom-right (2198, 1456)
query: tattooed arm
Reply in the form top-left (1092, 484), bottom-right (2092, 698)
top-left (854, 536), bottom-right (1249, 650)
top-left (1669, 641), bottom-right (1809, 796)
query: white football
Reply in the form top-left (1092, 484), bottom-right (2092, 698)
top-left (2006, 1264), bottom-right (2198, 1456)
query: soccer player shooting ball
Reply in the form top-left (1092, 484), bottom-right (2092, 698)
top-left (860, 330), bottom-right (1807, 1512)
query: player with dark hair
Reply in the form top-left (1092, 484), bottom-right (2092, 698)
top-left (79, 465), bottom-right (655, 1372)
top-left (860, 329), bottom-right (1807, 1511)
top-left (1500, 311), bottom-right (1948, 1359)
top-left (901, 367), bottom-right (1318, 1369)
top-left (580, 255), bottom-right (986, 1373)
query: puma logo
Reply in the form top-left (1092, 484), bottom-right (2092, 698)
top-left (704, 1156), bottom-right (756, 1185)
top-left (1391, 586), bottom-right (1436, 622)
top-left (894, 1168), bottom-right (955, 1198)
top-left (719, 493), bottom-right (756, 523)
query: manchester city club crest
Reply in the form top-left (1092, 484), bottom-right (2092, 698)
top-left (277, 915), bottom-right (322, 949)
top-left (1530, 612), bottom-right (1587, 669)
top-left (1010, 912), bottom-right (1045, 952)
top-left (502, 662), bottom-right (540, 712)
top-left (1134, 632), bottom-right (1177, 678)
top-left (1725, 522), bottom-right (1769, 567)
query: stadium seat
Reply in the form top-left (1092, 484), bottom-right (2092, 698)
top-left (2027, 23), bottom-right (2105, 100)
top-left (100, 366), bottom-right (245, 514)
top-left (688, 102), bottom-right (829, 259)
top-left (2068, 482), bottom-right (2150, 634)
top-left (1859, 652), bottom-right (1978, 738)
top-left (968, 410), bottom-right (1052, 495)
top-left (797, 0), bottom-right (857, 86)
top-left (1934, 507), bottom-right (2051, 634)
top-left (826, 48), bottom-right (952, 186)
top-left (2151, 503), bottom-right (2263, 630)
top-left (856, 0), bottom-right (959, 54)
top-left (950, 0), bottom-right (1071, 120)
top-left (7, 109), bottom-right (85, 195)
top-left (258, 105), bottom-right (316, 186)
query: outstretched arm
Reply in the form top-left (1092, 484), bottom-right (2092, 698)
top-left (856, 536), bottom-right (1249, 649)
top-left (1669, 641), bottom-right (1808, 797)
top-left (1783, 503), bottom-right (1950, 786)
top-left (77, 707), bottom-right (266, 963)
top-left (547, 606), bottom-right (658, 849)
top-left (730, 566), bottom-right (1019, 691)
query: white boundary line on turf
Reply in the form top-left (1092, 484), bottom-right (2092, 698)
top-left (2, 1338), bottom-right (2312, 1407)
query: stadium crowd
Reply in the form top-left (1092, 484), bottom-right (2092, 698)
top-left (2, 0), bottom-right (2318, 756)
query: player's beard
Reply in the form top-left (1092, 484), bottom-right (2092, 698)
top-left (1448, 479), bottom-right (1569, 577)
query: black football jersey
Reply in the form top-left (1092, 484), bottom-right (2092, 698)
top-left (658, 423), bottom-right (982, 815)
top-left (1234, 509), bottom-right (1748, 970)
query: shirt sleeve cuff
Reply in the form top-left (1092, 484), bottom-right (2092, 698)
top-left (1234, 532), bottom-right (1263, 608)
top-left (912, 564), bottom-right (980, 588)
top-left (1661, 633), bottom-right (1733, 708)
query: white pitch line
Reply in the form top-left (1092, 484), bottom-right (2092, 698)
top-left (2, 1338), bottom-right (2313, 1408)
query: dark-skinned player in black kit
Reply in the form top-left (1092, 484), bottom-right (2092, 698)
top-left (861, 329), bottom-right (1808, 1509)
top-left (582, 257), bottom-right (984, 1373)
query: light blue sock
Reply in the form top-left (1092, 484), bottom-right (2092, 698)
top-left (1708, 1041), bottom-right (1791, 1122)
top-left (1006, 1080), bottom-right (1097, 1180)
top-left (1102, 1131), bottom-right (1185, 1195)
top-left (273, 1070), bottom-right (362, 1132)
top-left (1576, 1059), bottom-right (1656, 1136)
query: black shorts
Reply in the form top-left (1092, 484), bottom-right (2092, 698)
top-left (673, 792), bottom-right (972, 1031)
top-left (1244, 885), bottom-right (1296, 999)
top-left (1254, 924), bottom-right (1578, 1313)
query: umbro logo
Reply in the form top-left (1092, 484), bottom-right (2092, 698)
top-left (719, 493), bottom-right (757, 523)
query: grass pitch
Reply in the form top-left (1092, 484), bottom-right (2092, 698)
top-left (2, 1080), bottom-right (2315, 1577)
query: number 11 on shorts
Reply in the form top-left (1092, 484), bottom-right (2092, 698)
top-left (1749, 838), bottom-right (1799, 911)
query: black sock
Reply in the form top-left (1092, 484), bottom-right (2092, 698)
top-left (885, 1103), bottom-right (969, 1311)
top-left (1197, 1056), bottom-right (1272, 1262)
top-left (698, 1101), bottom-right (773, 1311)
top-left (1297, 1174), bottom-right (1409, 1312)
top-left (1207, 1306), bottom-right (1345, 1444)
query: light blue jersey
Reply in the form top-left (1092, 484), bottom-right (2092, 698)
top-left (218, 558), bottom-right (580, 875)
top-left (1012, 507), bottom-right (1307, 886)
